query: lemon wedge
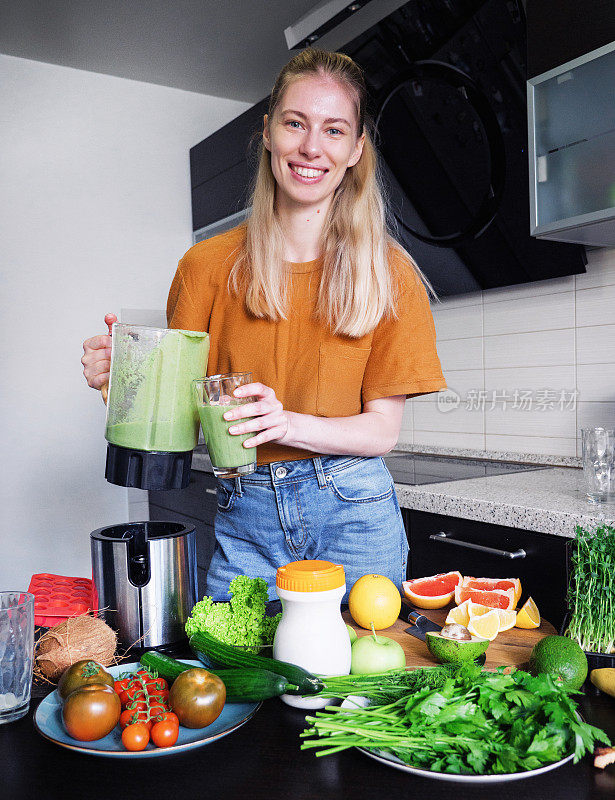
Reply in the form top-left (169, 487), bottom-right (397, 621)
top-left (495, 608), bottom-right (517, 632)
top-left (468, 601), bottom-right (493, 618)
top-left (515, 597), bottom-right (540, 629)
top-left (445, 599), bottom-right (471, 627)
top-left (468, 608), bottom-right (500, 641)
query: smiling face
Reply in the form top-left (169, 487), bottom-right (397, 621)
top-left (263, 75), bottom-right (365, 214)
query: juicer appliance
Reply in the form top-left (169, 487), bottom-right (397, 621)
top-left (91, 521), bottom-right (198, 652)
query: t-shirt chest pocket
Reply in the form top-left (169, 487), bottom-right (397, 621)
top-left (316, 342), bottom-right (372, 417)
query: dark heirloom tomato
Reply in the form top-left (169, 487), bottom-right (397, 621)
top-left (62, 684), bottom-right (121, 741)
top-left (169, 669), bottom-right (225, 729)
top-left (57, 660), bottom-right (114, 701)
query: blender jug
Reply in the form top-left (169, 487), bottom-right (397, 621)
top-left (105, 323), bottom-right (209, 490)
top-left (90, 521), bottom-right (198, 651)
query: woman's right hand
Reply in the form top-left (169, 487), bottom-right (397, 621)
top-left (81, 313), bottom-right (117, 390)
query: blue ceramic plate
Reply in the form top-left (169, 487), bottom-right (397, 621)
top-left (34, 660), bottom-right (260, 758)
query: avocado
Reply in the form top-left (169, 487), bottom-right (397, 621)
top-left (426, 630), bottom-right (489, 665)
top-left (528, 635), bottom-right (588, 690)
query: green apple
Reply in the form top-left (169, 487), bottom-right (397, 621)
top-left (350, 631), bottom-right (406, 674)
top-left (346, 624), bottom-right (358, 644)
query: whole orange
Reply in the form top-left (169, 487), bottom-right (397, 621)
top-left (348, 574), bottom-right (401, 630)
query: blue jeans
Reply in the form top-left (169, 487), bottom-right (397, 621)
top-left (206, 455), bottom-right (408, 602)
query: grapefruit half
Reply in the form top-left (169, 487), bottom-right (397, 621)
top-left (461, 576), bottom-right (522, 604)
top-left (402, 571), bottom-right (462, 609)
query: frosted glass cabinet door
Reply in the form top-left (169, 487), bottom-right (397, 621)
top-left (528, 41), bottom-right (615, 240)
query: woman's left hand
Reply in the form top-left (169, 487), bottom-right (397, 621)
top-left (225, 382), bottom-right (291, 447)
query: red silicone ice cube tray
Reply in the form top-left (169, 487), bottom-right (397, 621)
top-left (28, 573), bottom-right (97, 627)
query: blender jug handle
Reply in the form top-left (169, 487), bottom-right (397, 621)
top-left (101, 315), bottom-right (115, 405)
top-left (126, 525), bottom-right (151, 587)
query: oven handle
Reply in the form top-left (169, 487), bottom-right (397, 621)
top-left (429, 532), bottom-right (526, 560)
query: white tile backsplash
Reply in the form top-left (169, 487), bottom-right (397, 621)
top-left (414, 429), bottom-right (485, 449)
top-left (414, 396), bottom-right (485, 434)
top-left (576, 325), bottom-right (615, 364)
top-left (483, 291), bottom-right (575, 336)
top-left (575, 247), bottom-right (615, 290)
top-left (485, 434), bottom-right (577, 457)
top-left (410, 247), bottom-right (615, 457)
top-left (575, 284), bottom-right (615, 328)
top-left (484, 329), bottom-right (575, 369)
top-left (483, 275), bottom-right (574, 304)
top-left (577, 364), bottom-right (615, 403)
top-left (436, 337), bottom-right (483, 372)
top-left (432, 303), bottom-right (483, 341)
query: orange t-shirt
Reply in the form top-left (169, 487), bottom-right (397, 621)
top-left (167, 225), bottom-right (446, 464)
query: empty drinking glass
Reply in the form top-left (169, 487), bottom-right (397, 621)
top-left (0, 592), bottom-right (35, 724)
top-left (581, 427), bottom-right (615, 504)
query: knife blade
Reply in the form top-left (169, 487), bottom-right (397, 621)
top-left (404, 609), bottom-right (442, 642)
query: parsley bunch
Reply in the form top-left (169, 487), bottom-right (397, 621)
top-left (301, 664), bottom-right (610, 775)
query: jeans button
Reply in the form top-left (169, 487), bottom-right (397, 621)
top-left (275, 466), bottom-right (288, 479)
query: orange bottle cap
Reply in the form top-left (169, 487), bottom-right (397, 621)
top-left (276, 560), bottom-right (345, 592)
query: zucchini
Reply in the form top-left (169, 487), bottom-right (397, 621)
top-left (139, 650), bottom-right (298, 702)
top-left (189, 631), bottom-right (324, 696)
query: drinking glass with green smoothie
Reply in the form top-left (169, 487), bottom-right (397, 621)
top-left (193, 373), bottom-right (256, 479)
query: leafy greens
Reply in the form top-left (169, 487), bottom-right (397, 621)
top-left (301, 663), bottom-right (610, 775)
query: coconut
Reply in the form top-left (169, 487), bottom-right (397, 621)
top-left (35, 614), bottom-right (118, 681)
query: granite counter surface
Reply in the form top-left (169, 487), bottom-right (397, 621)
top-left (395, 467), bottom-right (615, 537)
top-left (191, 449), bottom-right (615, 537)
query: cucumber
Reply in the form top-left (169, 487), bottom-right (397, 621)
top-left (139, 650), bottom-right (298, 702)
top-left (189, 631), bottom-right (324, 696)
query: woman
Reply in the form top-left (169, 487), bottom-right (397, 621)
top-left (82, 49), bottom-right (446, 599)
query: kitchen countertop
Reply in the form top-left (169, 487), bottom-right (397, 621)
top-left (191, 449), bottom-right (615, 537)
top-left (6, 675), bottom-right (615, 800)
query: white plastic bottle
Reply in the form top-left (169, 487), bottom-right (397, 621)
top-left (273, 560), bottom-right (351, 709)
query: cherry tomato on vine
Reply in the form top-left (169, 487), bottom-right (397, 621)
top-left (153, 711), bottom-right (179, 726)
top-left (121, 722), bottom-right (150, 751)
top-left (150, 720), bottom-right (179, 748)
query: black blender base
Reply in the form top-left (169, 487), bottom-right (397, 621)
top-left (105, 443), bottom-right (192, 490)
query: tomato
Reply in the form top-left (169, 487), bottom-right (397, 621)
top-left (153, 711), bottom-right (179, 726)
top-left (57, 660), bottom-right (114, 701)
top-left (169, 669), bottom-right (226, 729)
top-left (150, 720), bottom-right (179, 748)
top-left (62, 684), bottom-right (121, 741)
top-left (121, 722), bottom-right (150, 751)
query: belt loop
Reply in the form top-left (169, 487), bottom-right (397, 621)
top-left (234, 476), bottom-right (243, 496)
top-left (312, 457), bottom-right (327, 489)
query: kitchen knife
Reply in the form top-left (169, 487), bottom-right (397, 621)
top-left (404, 609), bottom-right (442, 642)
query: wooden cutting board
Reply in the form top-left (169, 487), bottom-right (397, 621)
top-left (344, 602), bottom-right (557, 671)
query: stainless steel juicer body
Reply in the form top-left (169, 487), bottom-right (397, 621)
top-left (90, 521), bottom-right (198, 650)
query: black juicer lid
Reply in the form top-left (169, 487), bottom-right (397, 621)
top-left (105, 443), bottom-right (192, 490)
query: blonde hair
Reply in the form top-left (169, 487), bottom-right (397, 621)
top-left (230, 48), bottom-right (432, 338)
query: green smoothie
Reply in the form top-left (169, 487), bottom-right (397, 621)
top-left (198, 404), bottom-right (256, 470)
top-left (105, 327), bottom-right (209, 453)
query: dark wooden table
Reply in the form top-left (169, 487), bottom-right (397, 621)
top-left (3, 679), bottom-right (615, 800)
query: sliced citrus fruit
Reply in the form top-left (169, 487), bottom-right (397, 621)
top-left (468, 608), bottom-right (500, 641)
top-left (468, 601), bottom-right (493, 618)
top-left (515, 597), bottom-right (540, 629)
top-left (402, 571), bottom-right (462, 610)
top-left (454, 584), bottom-right (516, 610)
top-left (445, 599), bottom-right (471, 627)
top-left (494, 608), bottom-right (517, 632)
top-left (461, 577), bottom-right (522, 605)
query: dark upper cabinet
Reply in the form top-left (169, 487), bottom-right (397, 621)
top-left (526, 0), bottom-right (615, 78)
top-left (190, 98), bottom-right (269, 232)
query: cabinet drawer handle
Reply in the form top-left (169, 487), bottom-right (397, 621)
top-left (205, 488), bottom-right (217, 495)
top-left (429, 532), bottom-right (526, 560)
